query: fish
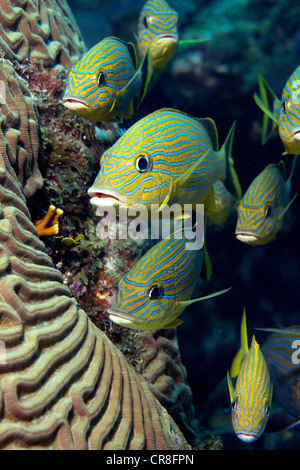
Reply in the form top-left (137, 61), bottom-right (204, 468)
top-left (137, 0), bottom-right (179, 71)
top-left (259, 326), bottom-right (300, 432)
top-left (137, 0), bottom-right (207, 72)
top-left (107, 230), bottom-right (230, 330)
top-left (88, 108), bottom-right (241, 217)
top-left (63, 36), bottom-right (152, 122)
top-left (227, 309), bottom-right (273, 442)
top-left (207, 181), bottom-right (237, 228)
top-left (235, 158), bottom-right (297, 245)
top-left (254, 66), bottom-right (300, 154)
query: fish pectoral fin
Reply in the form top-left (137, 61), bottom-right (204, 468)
top-left (163, 318), bottom-right (183, 329)
top-left (173, 148), bottom-right (210, 194)
top-left (178, 38), bottom-right (210, 52)
top-left (138, 49), bottom-right (153, 104)
top-left (279, 192), bottom-right (298, 220)
top-left (157, 176), bottom-right (174, 212)
top-left (199, 245), bottom-right (212, 282)
top-left (253, 75), bottom-right (280, 145)
top-left (230, 308), bottom-right (249, 378)
top-left (226, 370), bottom-right (235, 403)
top-left (178, 287), bottom-right (231, 309)
top-left (220, 121), bottom-right (242, 201)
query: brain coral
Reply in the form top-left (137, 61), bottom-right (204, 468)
top-left (0, 59), bottom-right (43, 198)
top-left (0, 0), bottom-right (85, 68)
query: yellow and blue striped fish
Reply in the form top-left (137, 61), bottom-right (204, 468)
top-left (227, 310), bottom-right (273, 442)
top-left (137, 0), bottom-right (179, 71)
top-left (107, 230), bottom-right (229, 330)
top-left (63, 36), bottom-right (152, 122)
top-left (260, 326), bottom-right (300, 431)
top-left (254, 66), bottom-right (300, 154)
top-left (235, 159), bottom-right (297, 245)
top-left (88, 108), bottom-right (241, 215)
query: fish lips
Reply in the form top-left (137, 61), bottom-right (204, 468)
top-left (107, 307), bottom-right (144, 329)
top-left (63, 95), bottom-right (91, 111)
top-left (235, 227), bottom-right (261, 245)
top-left (237, 433), bottom-right (258, 443)
top-left (88, 187), bottom-right (129, 212)
top-left (290, 126), bottom-right (300, 141)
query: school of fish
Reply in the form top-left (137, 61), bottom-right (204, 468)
top-left (62, 0), bottom-right (300, 446)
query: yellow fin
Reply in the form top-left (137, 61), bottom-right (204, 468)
top-left (203, 185), bottom-right (216, 214)
top-left (163, 318), bottom-right (183, 329)
top-left (178, 287), bottom-right (231, 309)
top-left (227, 370), bottom-right (235, 403)
top-left (253, 75), bottom-right (280, 145)
top-left (200, 244), bottom-right (212, 282)
top-left (230, 308), bottom-right (249, 378)
top-left (173, 148), bottom-right (210, 194)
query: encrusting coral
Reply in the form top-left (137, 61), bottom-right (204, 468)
top-left (0, 0), bottom-right (193, 450)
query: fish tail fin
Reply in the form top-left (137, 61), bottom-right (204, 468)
top-left (220, 121), bottom-right (242, 201)
top-left (253, 75), bottom-right (280, 145)
top-left (230, 308), bottom-right (249, 378)
top-left (137, 49), bottom-right (153, 105)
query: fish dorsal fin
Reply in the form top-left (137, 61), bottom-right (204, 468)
top-left (123, 39), bottom-right (138, 69)
top-left (197, 117), bottom-right (219, 151)
top-left (230, 308), bottom-right (249, 378)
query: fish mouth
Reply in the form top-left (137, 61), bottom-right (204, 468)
top-left (236, 232), bottom-right (260, 244)
top-left (237, 433), bottom-right (258, 443)
top-left (291, 127), bottom-right (300, 140)
top-left (63, 96), bottom-right (90, 111)
top-left (88, 188), bottom-right (129, 209)
top-left (156, 34), bottom-right (178, 41)
top-left (107, 307), bottom-right (143, 328)
top-left (236, 233), bottom-right (258, 243)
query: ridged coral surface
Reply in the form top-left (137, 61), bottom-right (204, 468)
top-left (0, 1), bottom-right (190, 450)
top-left (0, 0), bottom-right (85, 68)
top-left (0, 70), bottom-right (189, 451)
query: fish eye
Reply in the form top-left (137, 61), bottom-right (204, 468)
top-left (97, 71), bottom-right (106, 87)
top-left (281, 100), bottom-right (286, 113)
top-left (264, 205), bottom-right (272, 218)
top-left (231, 397), bottom-right (238, 414)
top-left (148, 285), bottom-right (164, 300)
top-left (135, 154), bottom-right (152, 173)
top-left (265, 403), bottom-right (270, 416)
top-left (143, 15), bottom-right (149, 28)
